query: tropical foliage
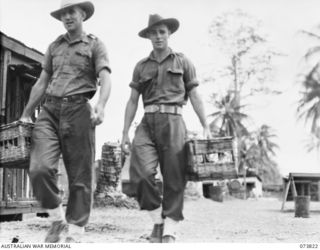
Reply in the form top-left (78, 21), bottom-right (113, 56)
top-left (205, 9), bottom-right (283, 185)
top-left (297, 29), bottom-right (320, 153)
top-left (208, 94), bottom-right (250, 137)
top-left (239, 125), bottom-right (281, 184)
top-left (207, 9), bottom-right (282, 99)
top-left (297, 63), bottom-right (320, 136)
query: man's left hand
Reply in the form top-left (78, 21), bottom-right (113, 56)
top-left (203, 127), bottom-right (212, 139)
top-left (91, 104), bottom-right (104, 126)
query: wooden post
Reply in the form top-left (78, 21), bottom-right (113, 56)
top-left (26, 171), bottom-right (30, 198)
top-left (281, 178), bottom-right (290, 211)
top-left (0, 168), bottom-right (3, 201)
top-left (15, 76), bottom-right (21, 120)
top-left (290, 175), bottom-right (297, 197)
top-left (16, 169), bottom-right (23, 199)
top-left (243, 167), bottom-right (247, 199)
top-left (318, 181), bottom-right (320, 201)
top-left (0, 50), bottom-right (11, 118)
top-left (12, 168), bottom-right (17, 200)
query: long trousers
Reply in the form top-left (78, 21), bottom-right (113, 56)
top-left (28, 100), bottom-right (95, 227)
top-left (130, 113), bottom-right (187, 221)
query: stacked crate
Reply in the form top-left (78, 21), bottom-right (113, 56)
top-left (0, 121), bottom-right (33, 167)
top-left (0, 121), bottom-right (35, 207)
top-left (95, 142), bottom-right (122, 194)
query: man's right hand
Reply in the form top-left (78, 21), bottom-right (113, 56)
top-left (19, 116), bottom-right (33, 123)
top-left (121, 133), bottom-right (131, 155)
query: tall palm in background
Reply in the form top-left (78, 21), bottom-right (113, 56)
top-left (205, 10), bottom-right (282, 186)
top-left (208, 94), bottom-right (250, 137)
top-left (239, 125), bottom-right (281, 184)
top-left (255, 125), bottom-right (281, 183)
top-left (297, 29), bottom-right (320, 154)
top-left (305, 133), bottom-right (320, 153)
top-left (297, 63), bottom-right (320, 135)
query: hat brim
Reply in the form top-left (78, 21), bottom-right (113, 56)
top-left (50, 1), bottom-right (94, 21)
top-left (138, 18), bottom-right (179, 38)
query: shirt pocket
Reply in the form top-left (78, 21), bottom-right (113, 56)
top-left (52, 52), bottom-right (64, 72)
top-left (72, 49), bottom-right (92, 71)
top-left (138, 74), bottom-right (154, 92)
top-left (167, 68), bottom-right (184, 93)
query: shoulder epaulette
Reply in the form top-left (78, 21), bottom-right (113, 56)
top-left (139, 56), bottom-right (150, 64)
top-left (88, 33), bottom-right (98, 40)
top-left (135, 55), bottom-right (150, 65)
top-left (174, 52), bottom-right (185, 58)
top-left (53, 34), bottom-right (64, 43)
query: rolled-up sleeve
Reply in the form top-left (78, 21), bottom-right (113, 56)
top-left (183, 56), bottom-right (199, 92)
top-left (42, 45), bottom-right (53, 75)
top-left (92, 39), bottom-right (111, 75)
top-left (129, 63), bottom-right (140, 91)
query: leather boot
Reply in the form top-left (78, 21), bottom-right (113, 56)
top-left (162, 235), bottom-right (176, 243)
top-left (149, 224), bottom-right (164, 243)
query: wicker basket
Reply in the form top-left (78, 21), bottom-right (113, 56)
top-left (0, 121), bottom-right (34, 168)
top-left (186, 137), bottom-right (238, 181)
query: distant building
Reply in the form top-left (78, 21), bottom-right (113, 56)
top-left (228, 172), bottom-right (263, 199)
top-left (282, 174), bottom-right (320, 201)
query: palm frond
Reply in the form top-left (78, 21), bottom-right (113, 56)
top-left (304, 47), bottom-right (320, 61)
top-left (300, 30), bottom-right (320, 41)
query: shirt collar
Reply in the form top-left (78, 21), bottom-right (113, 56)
top-left (147, 48), bottom-right (175, 63)
top-left (60, 32), bottom-right (89, 44)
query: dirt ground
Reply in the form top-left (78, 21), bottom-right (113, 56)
top-left (1, 195), bottom-right (320, 244)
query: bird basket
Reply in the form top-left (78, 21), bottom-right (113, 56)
top-left (0, 121), bottom-right (34, 168)
top-left (186, 137), bottom-right (238, 181)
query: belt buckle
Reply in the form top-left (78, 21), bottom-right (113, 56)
top-left (154, 104), bottom-right (160, 112)
top-left (62, 97), bottom-right (68, 103)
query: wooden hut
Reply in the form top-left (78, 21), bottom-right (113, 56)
top-left (0, 31), bottom-right (44, 217)
top-left (282, 173), bottom-right (320, 202)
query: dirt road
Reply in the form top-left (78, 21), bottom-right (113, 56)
top-left (1, 196), bottom-right (319, 243)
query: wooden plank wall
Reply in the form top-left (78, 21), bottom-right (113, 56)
top-left (1, 35), bottom-right (44, 212)
top-left (0, 168), bottom-right (3, 201)
top-left (0, 49), bottom-right (11, 120)
top-left (1, 33), bottom-right (43, 63)
top-left (25, 169), bottom-right (29, 198)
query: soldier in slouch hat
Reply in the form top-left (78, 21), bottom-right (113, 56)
top-left (121, 14), bottom-right (211, 243)
top-left (20, 0), bottom-right (112, 243)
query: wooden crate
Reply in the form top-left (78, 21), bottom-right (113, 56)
top-left (186, 137), bottom-right (238, 181)
top-left (1, 167), bottom-right (34, 202)
top-left (96, 143), bottom-right (122, 193)
top-left (0, 121), bottom-right (34, 168)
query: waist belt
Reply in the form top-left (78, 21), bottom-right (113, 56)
top-left (45, 94), bottom-right (89, 104)
top-left (144, 104), bottom-right (182, 115)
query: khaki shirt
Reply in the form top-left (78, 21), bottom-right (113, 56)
top-left (129, 48), bottom-right (199, 106)
top-left (43, 33), bottom-right (111, 97)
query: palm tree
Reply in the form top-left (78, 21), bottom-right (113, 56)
top-left (304, 130), bottom-right (320, 164)
top-left (256, 125), bottom-right (279, 162)
top-left (239, 125), bottom-right (281, 184)
top-left (305, 132), bottom-right (320, 153)
top-left (297, 30), bottom-right (320, 136)
top-left (208, 94), bottom-right (250, 137)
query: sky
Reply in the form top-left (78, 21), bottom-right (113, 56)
top-left (0, 0), bottom-right (319, 176)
